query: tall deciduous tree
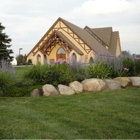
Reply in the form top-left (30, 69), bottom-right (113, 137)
top-left (0, 23), bottom-right (13, 62)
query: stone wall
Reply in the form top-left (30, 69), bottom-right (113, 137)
top-left (31, 77), bottom-right (140, 97)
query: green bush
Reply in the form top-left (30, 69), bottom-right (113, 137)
top-left (122, 57), bottom-right (135, 76)
top-left (0, 71), bottom-right (15, 96)
top-left (87, 61), bottom-right (111, 79)
top-left (48, 60), bottom-right (75, 86)
top-left (8, 84), bottom-right (42, 97)
top-left (23, 61), bottom-right (75, 86)
top-left (23, 64), bottom-right (50, 83)
top-left (16, 78), bottom-right (35, 87)
top-left (70, 62), bottom-right (87, 81)
top-left (134, 57), bottom-right (140, 76)
top-left (109, 59), bottom-right (128, 77)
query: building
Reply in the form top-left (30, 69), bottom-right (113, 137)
top-left (27, 17), bottom-right (121, 65)
top-left (11, 57), bottom-right (17, 65)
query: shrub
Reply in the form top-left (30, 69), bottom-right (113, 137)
top-left (9, 84), bottom-right (42, 97)
top-left (87, 61), bottom-right (111, 79)
top-left (122, 57), bottom-right (135, 76)
top-left (134, 57), bottom-right (140, 76)
top-left (23, 61), bottom-right (75, 86)
top-left (23, 64), bottom-right (50, 83)
top-left (70, 61), bottom-right (87, 81)
top-left (16, 78), bottom-right (35, 87)
top-left (41, 60), bottom-right (76, 86)
top-left (0, 60), bottom-right (16, 96)
top-left (109, 57), bottom-right (129, 77)
top-left (0, 71), bottom-right (15, 96)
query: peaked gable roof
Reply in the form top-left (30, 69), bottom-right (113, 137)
top-left (84, 26), bottom-right (121, 56)
top-left (91, 27), bottom-right (112, 47)
top-left (39, 30), bottom-right (84, 55)
top-left (27, 17), bottom-right (118, 57)
top-left (60, 18), bottom-right (112, 55)
top-left (109, 31), bottom-right (120, 56)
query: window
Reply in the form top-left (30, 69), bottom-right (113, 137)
top-left (71, 53), bottom-right (77, 62)
top-left (37, 54), bottom-right (41, 64)
top-left (57, 47), bottom-right (66, 54)
top-left (56, 47), bottom-right (66, 60)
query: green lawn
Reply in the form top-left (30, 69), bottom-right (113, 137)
top-left (0, 87), bottom-right (140, 139)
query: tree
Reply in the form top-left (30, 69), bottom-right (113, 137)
top-left (0, 23), bottom-right (13, 62)
top-left (16, 54), bottom-right (26, 65)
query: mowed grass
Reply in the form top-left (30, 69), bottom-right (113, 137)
top-left (0, 87), bottom-right (140, 139)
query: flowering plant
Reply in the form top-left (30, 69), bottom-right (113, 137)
top-left (54, 59), bottom-right (71, 66)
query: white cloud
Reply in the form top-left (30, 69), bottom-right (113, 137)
top-left (72, 0), bottom-right (131, 15)
top-left (63, 0), bottom-right (140, 54)
top-left (0, 0), bottom-right (140, 56)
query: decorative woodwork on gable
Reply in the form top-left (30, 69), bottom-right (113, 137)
top-left (40, 32), bottom-right (72, 56)
top-left (32, 19), bottom-right (91, 56)
top-left (60, 25), bottom-right (91, 54)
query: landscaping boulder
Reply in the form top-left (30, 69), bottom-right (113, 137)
top-left (58, 84), bottom-right (75, 95)
top-left (69, 81), bottom-right (83, 94)
top-left (81, 78), bottom-right (106, 92)
top-left (31, 88), bottom-right (42, 97)
top-left (105, 79), bottom-right (121, 90)
top-left (42, 84), bottom-right (59, 96)
top-left (129, 77), bottom-right (140, 87)
top-left (113, 77), bottom-right (131, 88)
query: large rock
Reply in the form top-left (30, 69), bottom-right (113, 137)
top-left (105, 79), bottom-right (121, 90)
top-left (81, 78), bottom-right (106, 92)
top-left (113, 77), bottom-right (131, 88)
top-left (31, 88), bottom-right (42, 97)
top-left (58, 84), bottom-right (75, 95)
top-left (129, 77), bottom-right (140, 87)
top-left (42, 84), bottom-right (59, 96)
top-left (69, 81), bottom-right (83, 94)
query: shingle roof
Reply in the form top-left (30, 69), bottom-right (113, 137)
top-left (109, 31), bottom-right (119, 56)
top-left (91, 27), bottom-right (112, 47)
top-left (27, 17), bottom-right (120, 57)
top-left (84, 26), bottom-right (121, 56)
top-left (60, 18), bottom-right (112, 56)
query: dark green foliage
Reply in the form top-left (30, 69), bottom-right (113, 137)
top-left (23, 63), bottom-right (75, 86)
top-left (122, 57), bottom-right (135, 76)
top-left (134, 58), bottom-right (140, 76)
top-left (0, 23), bottom-right (13, 62)
top-left (6, 84), bottom-right (42, 97)
top-left (87, 61), bottom-right (111, 79)
top-left (23, 64), bottom-right (50, 83)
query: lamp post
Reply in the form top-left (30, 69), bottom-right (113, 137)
top-left (19, 48), bottom-right (23, 65)
top-left (19, 48), bottom-right (23, 56)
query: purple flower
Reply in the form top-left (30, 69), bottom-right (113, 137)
top-left (135, 57), bottom-right (140, 61)
top-left (124, 67), bottom-right (129, 71)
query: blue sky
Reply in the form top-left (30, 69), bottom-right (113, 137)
top-left (0, 0), bottom-right (140, 57)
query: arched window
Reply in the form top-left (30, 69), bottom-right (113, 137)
top-left (57, 47), bottom-right (66, 54)
top-left (89, 57), bottom-right (94, 64)
top-left (71, 53), bottom-right (77, 62)
top-left (37, 54), bottom-right (41, 64)
top-left (44, 54), bottom-right (47, 64)
top-left (56, 47), bottom-right (66, 60)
